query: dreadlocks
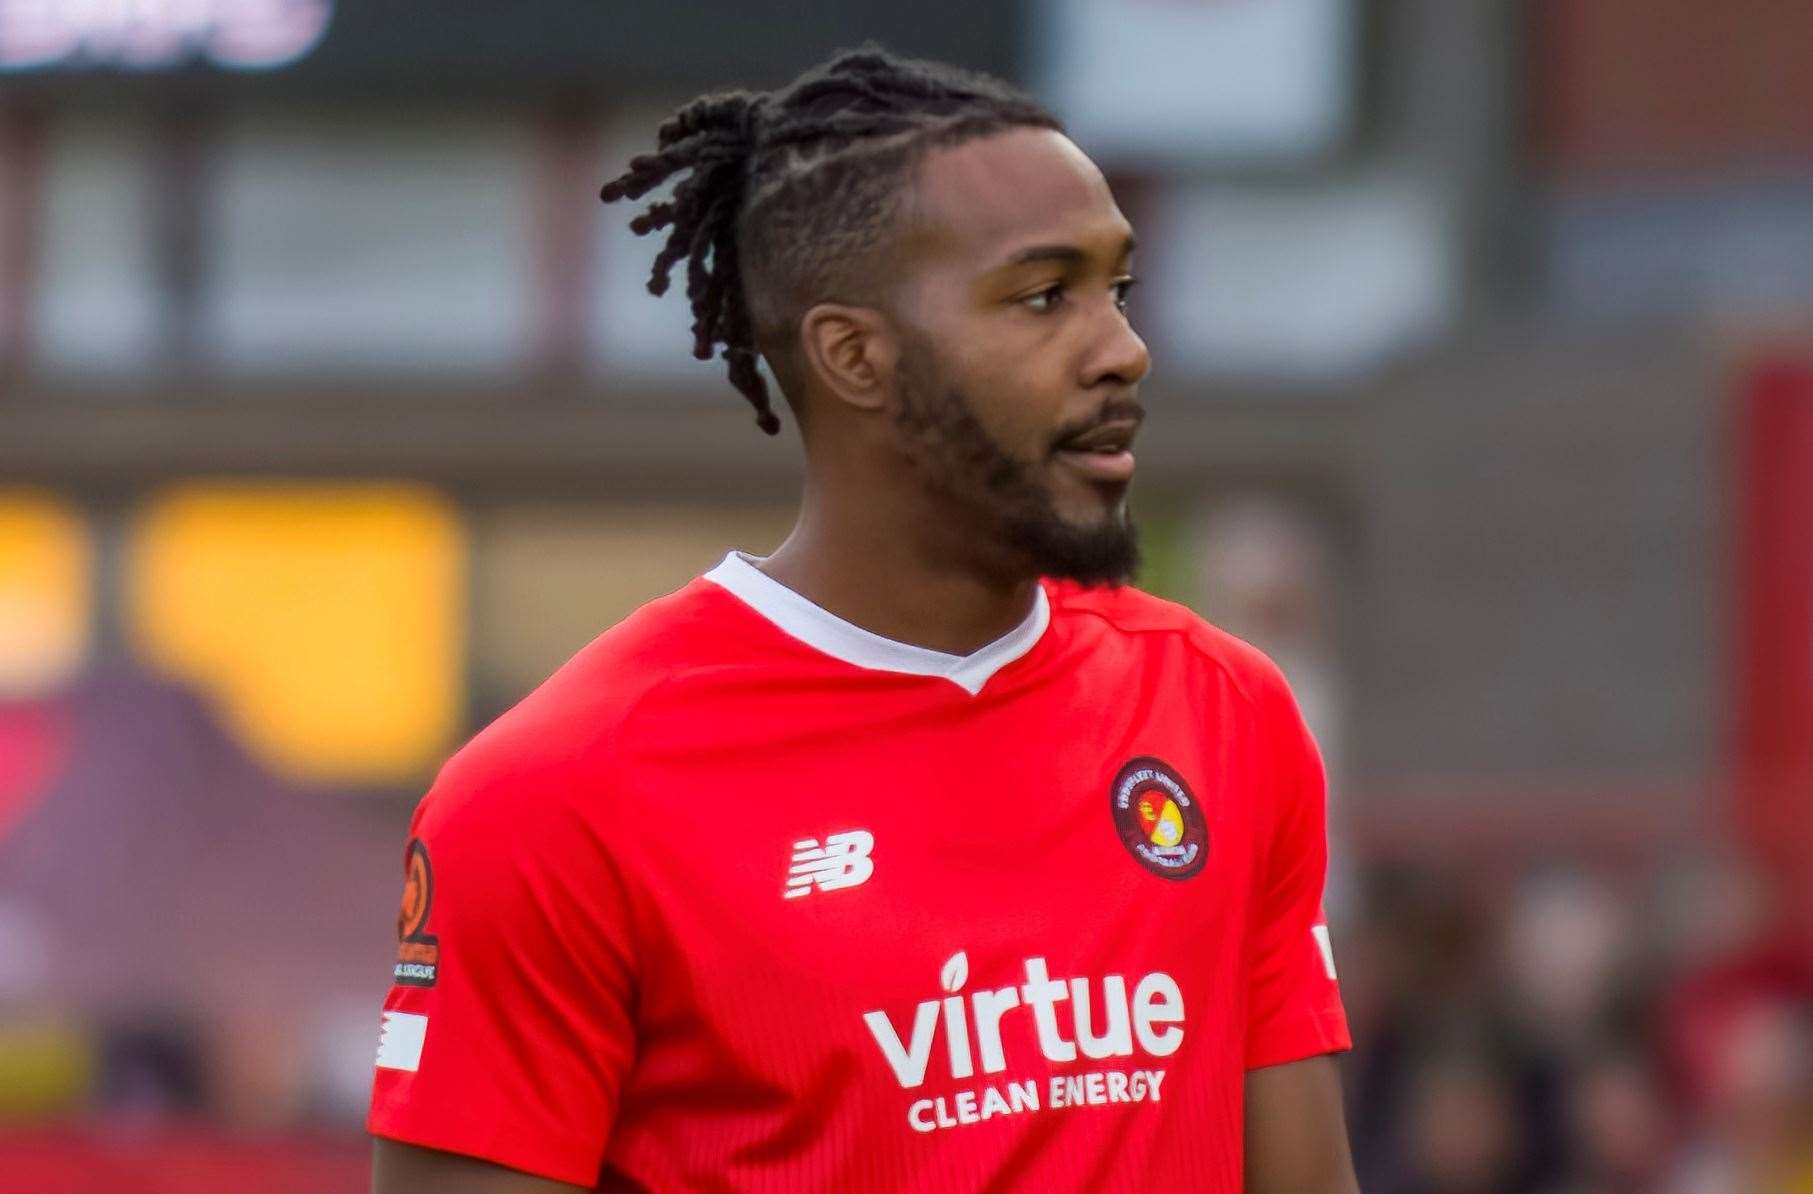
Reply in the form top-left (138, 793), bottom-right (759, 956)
top-left (599, 45), bottom-right (1063, 436)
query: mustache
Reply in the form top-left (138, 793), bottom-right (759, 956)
top-left (1051, 400), bottom-right (1146, 450)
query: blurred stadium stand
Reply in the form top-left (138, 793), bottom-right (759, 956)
top-left (2, 1), bottom-right (1811, 1189)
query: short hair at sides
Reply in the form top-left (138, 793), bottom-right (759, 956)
top-left (599, 44), bottom-right (1063, 435)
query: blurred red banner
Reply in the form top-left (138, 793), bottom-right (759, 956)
top-left (1737, 355), bottom-right (1813, 946)
top-left (0, 1129), bottom-right (368, 1194)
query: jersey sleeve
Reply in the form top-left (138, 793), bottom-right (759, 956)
top-left (367, 740), bottom-right (638, 1186)
top-left (1243, 667), bottom-right (1352, 1071)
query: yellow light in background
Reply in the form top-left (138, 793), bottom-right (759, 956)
top-left (0, 1018), bottom-right (96, 1122)
top-left (0, 491), bottom-right (91, 697)
top-left (128, 484), bottom-right (464, 785)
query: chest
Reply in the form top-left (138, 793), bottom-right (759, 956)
top-left (611, 678), bottom-right (1276, 1065)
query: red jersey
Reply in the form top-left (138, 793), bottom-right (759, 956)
top-left (368, 552), bottom-right (1350, 1192)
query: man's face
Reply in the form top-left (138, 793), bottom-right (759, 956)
top-left (885, 128), bottom-right (1151, 585)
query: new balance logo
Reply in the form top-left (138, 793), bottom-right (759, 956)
top-left (784, 829), bottom-right (875, 899)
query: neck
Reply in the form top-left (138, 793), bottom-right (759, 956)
top-left (758, 470), bottom-right (1040, 656)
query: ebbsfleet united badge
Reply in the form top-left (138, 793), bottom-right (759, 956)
top-left (1110, 757), bottom-right (1207, 880)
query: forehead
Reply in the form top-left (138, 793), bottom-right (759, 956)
top-left (904, 128), bottom-right (1130, 271)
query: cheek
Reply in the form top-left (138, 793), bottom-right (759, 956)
top-left (984, 397), bottom-right (1056, 466)
top-left (958, 362), bottom-right (1064, 460)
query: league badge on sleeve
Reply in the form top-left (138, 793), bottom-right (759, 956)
top-left (1110, 757), bottom-right (1207, 880)
top-left (393, 838), bottom-right (440, 987)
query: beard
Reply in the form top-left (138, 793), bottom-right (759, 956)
top-left (890, 338), bottom-right (1140, 587)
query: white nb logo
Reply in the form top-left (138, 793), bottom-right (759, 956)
top-left (784, 829), bottom-right (875, 899)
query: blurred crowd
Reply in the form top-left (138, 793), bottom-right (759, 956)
top-left (1340, 857), bottom-right (1813, 1194)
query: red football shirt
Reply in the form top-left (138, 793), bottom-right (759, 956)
top-left (368, 552), bottom-right (1350, 1192)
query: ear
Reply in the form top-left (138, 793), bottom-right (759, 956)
top-left (798, 303), bottom-right (898, 414)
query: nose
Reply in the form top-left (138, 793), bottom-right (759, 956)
top-left (1081, 299), bottom-right (1151, 390)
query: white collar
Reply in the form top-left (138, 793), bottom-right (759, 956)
top-left (703, 551), bottom-right (1050, 696)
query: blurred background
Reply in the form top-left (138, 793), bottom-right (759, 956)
top-left (1, 1), bottom-right (1810, 1190)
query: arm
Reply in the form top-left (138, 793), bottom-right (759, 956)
top-left (1242, 662), bottom-right (1357, 1191)
top-left (1244, 1055), bottom-right (1359, 1194)
top-left (366, 744), bottom-right (639, 1189)
top-left (373, 1139), bottom-right (587, 1194)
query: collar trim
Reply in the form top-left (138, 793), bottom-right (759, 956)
top-left (703, 551), bottom-right (1049, 695)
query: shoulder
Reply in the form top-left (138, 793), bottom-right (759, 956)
top-left (419, 578), bottom-right (735, 835)
top-left (1046, 580), bottom-right (1293, 709)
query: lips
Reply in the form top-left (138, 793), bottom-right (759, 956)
top-left (1055, 418), bottom-right (1141, 485)
top-left (1057, 420), bottom-right (1139, 455)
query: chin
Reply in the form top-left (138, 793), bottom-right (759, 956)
top-left (1007, 513), bottom-right (1141, 587)
top-left (1051, 481), bottom-right (1131, 526)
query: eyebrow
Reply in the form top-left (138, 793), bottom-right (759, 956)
top-left (999, 233), bottom-right (1138, 270)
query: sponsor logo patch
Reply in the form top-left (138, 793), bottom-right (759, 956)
top-left (861, 950), bottom-right (1182, 1134)
top-left (1109, 757), bottom-right (1208, 880)
top-left (393, 838), bottom-right (439, 987)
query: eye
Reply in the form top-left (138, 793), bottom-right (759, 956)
top-left (1021, 284), bottom-right (1066, 314)
top-left (1113, 276), bottom-right (1139, 312)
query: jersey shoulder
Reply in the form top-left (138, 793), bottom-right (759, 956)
top-left (423, 578), bottom-right (733, 824)
top-left (1046, 579), bottom-right (1291, 706)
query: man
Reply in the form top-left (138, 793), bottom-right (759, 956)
top-left (369, 47), bottom-right (1357, 1193)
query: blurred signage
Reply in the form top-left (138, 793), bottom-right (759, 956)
top-left (0, 2), bottom-right (1022, 98)
top-left (1032, 0), bottom-right (1356, 166)
top-left (0, 0), bottom-right (333, 72)
top-left (0, 2), bottom-right (1019, 98)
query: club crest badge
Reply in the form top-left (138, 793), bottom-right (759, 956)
top-left (1110, 756), bottom-right (1208, 880)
